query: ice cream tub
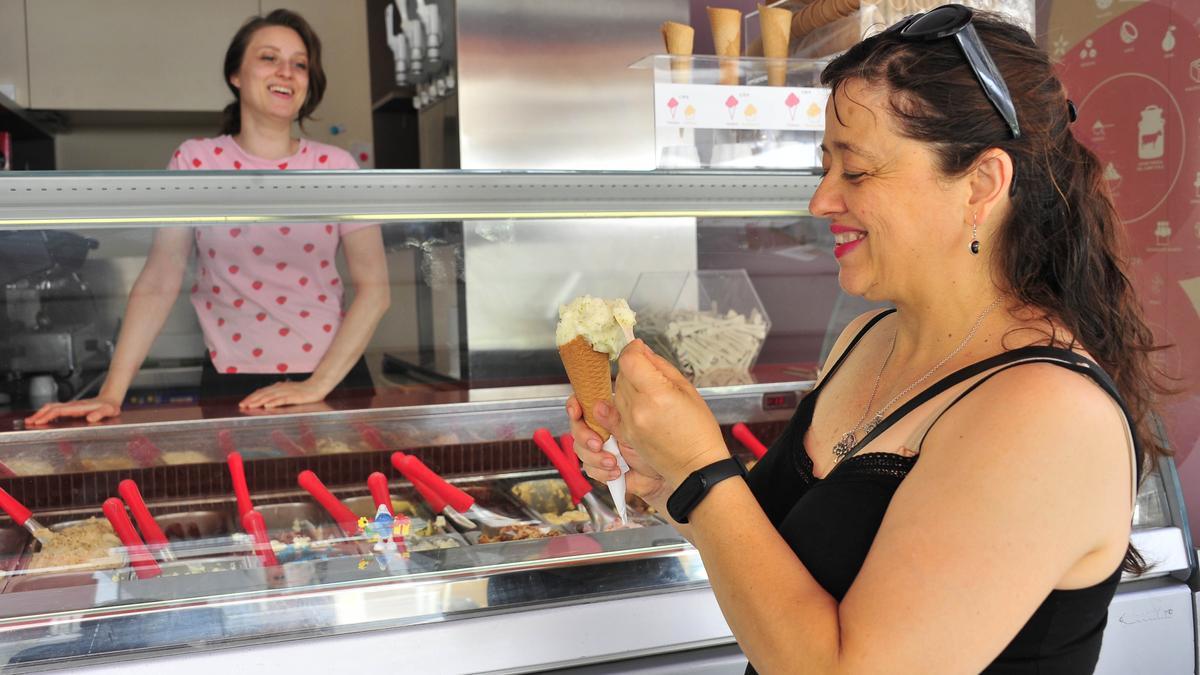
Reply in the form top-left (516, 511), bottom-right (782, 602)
top-left (118, 553), bottom-right (268, 602)
top-left (457, 485), bottom-right (543, 524)
top-left (0, 519), bottom-right (128, 616)
top-left (255, 502), bottom-right (366, 564)
top-left (507, 479), bottom-right (592, 534)
top-left (157, 511), bottom-right (231, 542)
top-left (343, 495), bottom-right (430, 522)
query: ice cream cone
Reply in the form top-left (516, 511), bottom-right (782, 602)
top-left (707, 7), bottom-right (742, 85)
top-left (758, 4), bottom-right (792, 86)
top-left (559, 335), bottom-right (614, 437)
top-left (661, 21), bottom-right (695, 84)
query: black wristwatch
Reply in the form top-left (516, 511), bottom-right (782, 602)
top-left (667, 457), bottom-right (747, 524)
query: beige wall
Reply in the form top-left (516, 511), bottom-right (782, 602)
top-left (55, 121), bottom-right (219, 170)
top-left (32, 0), bottom-right (373, 170)
top-left (25, 0), bottom-right (257, 111)
top-left (0, 0), bottom-right (29, 106)
top-left (265, 1), bottom-right (374, 164)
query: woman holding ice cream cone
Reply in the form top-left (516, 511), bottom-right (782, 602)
top-left (568, 6), bottom-right (1168, 674)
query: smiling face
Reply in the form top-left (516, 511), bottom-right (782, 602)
top-left (812, 79), bottom-right (974, 302)
top-left (229, 25), bottom-right (310, 125)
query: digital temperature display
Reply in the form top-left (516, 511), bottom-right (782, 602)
top-left (761, 391), bottom-right (798, 411)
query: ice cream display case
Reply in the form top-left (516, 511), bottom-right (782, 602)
top-left (0, 170), bottom-right (819, 673)
top-left (0, 170), bottom-right (1192, 674)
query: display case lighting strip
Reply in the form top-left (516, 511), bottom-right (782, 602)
top-left (0, 209), bottom-right (809, 228)
top-left (0, 170), bottom-right (821, 229)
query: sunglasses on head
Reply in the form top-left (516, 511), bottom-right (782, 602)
top-left (885, 3), bottom-right (1021, 139)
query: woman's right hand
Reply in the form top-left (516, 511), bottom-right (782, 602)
top-left (25, 397), bottom-right (122, 426)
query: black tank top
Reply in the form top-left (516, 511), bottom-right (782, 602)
top-left (745, 310), bottom-right (1142, 674)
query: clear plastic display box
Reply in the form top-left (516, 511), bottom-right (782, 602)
top-left (631, 55), bottom-right (830, 170)
top-left (629, 269), bottom-right (771, 387)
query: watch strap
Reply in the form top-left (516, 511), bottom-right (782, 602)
top-left (667, 457), bottom-right (746, 524)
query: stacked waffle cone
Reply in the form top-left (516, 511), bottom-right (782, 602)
top-left (793, 0), bottom-right (863, 39)
top-left (559, 335), bottom-right (614, 437)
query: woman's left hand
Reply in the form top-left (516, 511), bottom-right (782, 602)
top-left (239, 378), bottom-right (331, 410)
top-left (613, 340), bottom-right (730, 491)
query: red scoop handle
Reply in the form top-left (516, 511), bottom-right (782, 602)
top-left (117, 480), bottom-right (169, 549)
top-left (533, 428), bottom-right (592, 505)
top-left (732, 423), bottom-right (768, 459)
top-left (397, 455), bottom-right (474, 513)
top-left (102, 498), bottom-right (161, 579)
top-left (128, 435), bottom-right (163, 467)
top-left (0, 486), bottom-right (32, 526)
top-left (367, 472), bottom-right (393, 516)
top-left (356, 423), bottom-right (388, 451)
top-left (218, 429), bottom-right (237, 456)
top-left (297, 470), bottom-right (359, 536)
top-left (390, 452), bottom-right (447, 513)
top-left (270, 430), bottom-right (307, 457)
top-left (226, 451), bottom-right (254, 523)
top-left (298, 422), bottom-right (318, 452)
top-left (560, 434), bottom-right (581, 469)
top-left (241, 510), bottom-right (278, 567)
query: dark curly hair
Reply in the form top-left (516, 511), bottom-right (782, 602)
top-left (219, 9), bottom-right (326, 136)
top-left (821, 10), bottom-right (1174, 575)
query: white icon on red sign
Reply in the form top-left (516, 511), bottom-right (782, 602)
top-left (1155, 221), bottom-right (1172, 246)
top-left (1162, 26), bottom-right (1176, 53)
top-left (1079, 39), bottom-right (1098, 61)
top-left (1190, 59), bottom-right (1200, 84)
top-left (1120, 21), bottom-right (1138, 45)
top-left (1096, 0), bottom-right (1113, 9)
top-left (1103, 162), bottom-right (1122, 191)
top-left (1138, 105), bottom-right (1165, 160)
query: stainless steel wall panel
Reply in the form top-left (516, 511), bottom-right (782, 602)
top-left (455, 0), bottom-right (688, 171)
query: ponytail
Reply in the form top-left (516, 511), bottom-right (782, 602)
top-left (220, 101), bottom-right (241, 137)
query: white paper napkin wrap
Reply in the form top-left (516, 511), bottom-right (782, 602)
top-left (601, 435), bottom-right (630, 525)
top-left (599, 323), bottom-right (638, 525)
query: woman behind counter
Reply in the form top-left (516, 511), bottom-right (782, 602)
top-left (27, 9), bottom-right (389, 424)
top-left (569, 6), bottom-right (1170, 674)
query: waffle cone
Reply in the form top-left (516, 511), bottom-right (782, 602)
top-left (758, 4), bottom-right (792, 85)
top-left (707, 7), bottom-right (742, 57)
top-left (662, 21), bottom-right (695, 84)
top-left (708, 7), bottom-right (742, 85)
top-left (661, 21), bottom-right (694, 55)
top-left (559, 335), bottom-right (614, 437)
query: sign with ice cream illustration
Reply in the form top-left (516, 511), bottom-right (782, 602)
top-left (654, 83), bottom-right (827, 130)
top-left (1053, 0), bottom-right (1200, 488)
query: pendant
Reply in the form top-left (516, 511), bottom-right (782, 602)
top-left (832, 431), bottom-right (856, 459)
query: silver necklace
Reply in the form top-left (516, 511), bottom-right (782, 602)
top-left (832, 298), bottom-right (1003, 461)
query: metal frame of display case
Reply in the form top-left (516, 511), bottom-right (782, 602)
top-left (0, 170), bottom-right (819, 228)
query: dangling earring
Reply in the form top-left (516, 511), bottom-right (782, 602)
top-left (969, 213), bottom-right (980, 255)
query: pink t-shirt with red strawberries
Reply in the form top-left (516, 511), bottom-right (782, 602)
top-left (168, 135), bottom-right (372, 375)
